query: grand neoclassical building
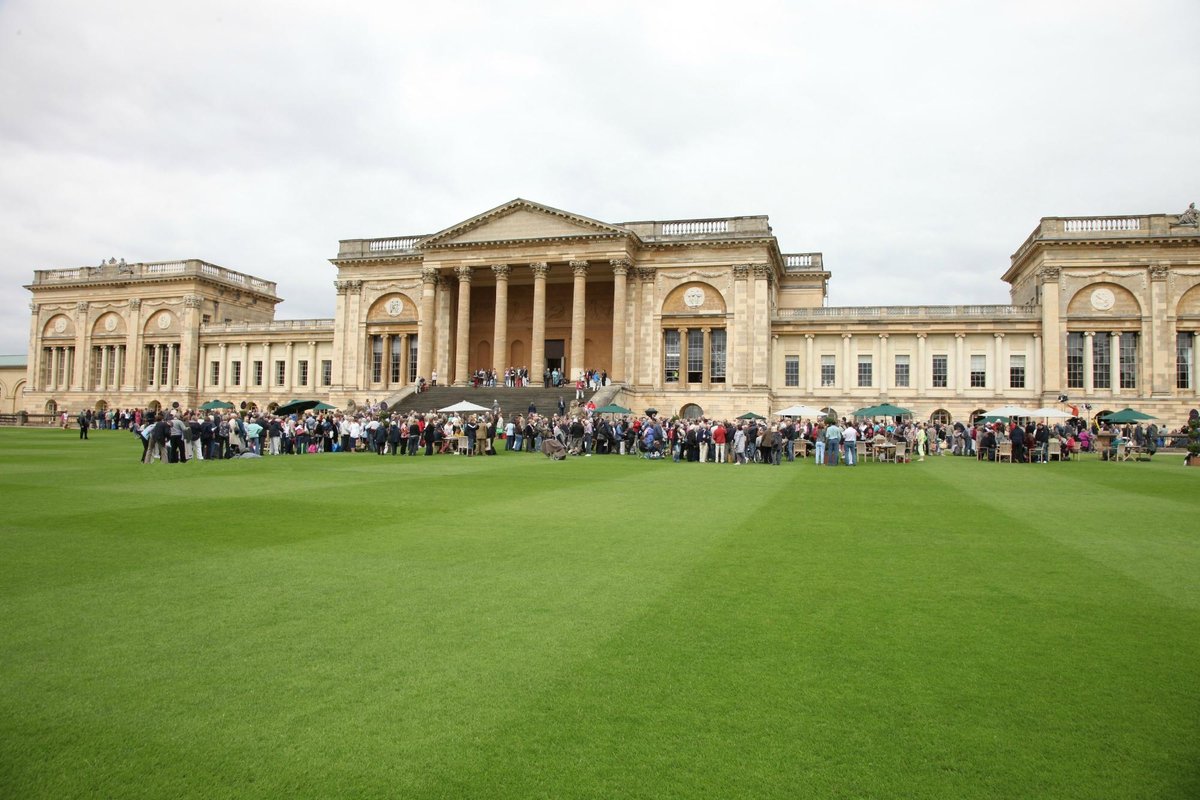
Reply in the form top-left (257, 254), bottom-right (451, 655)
top-left (11, 198), bottom-right (1200, 423)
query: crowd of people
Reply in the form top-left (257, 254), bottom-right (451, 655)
top-left (64, 403), bottom-right (1190, 467)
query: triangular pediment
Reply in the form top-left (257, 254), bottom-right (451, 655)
top-left (421, 199), bottom-right (631, 248)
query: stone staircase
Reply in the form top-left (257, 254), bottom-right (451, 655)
top-left (384, 382), bottom-right (621, 417)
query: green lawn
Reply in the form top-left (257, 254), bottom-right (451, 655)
top-left (1, 427), bottom-right (1198, 799)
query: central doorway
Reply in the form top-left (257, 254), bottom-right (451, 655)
top-left (545, 339), bottom-right (565, 383)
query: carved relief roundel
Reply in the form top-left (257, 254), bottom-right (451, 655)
top-left (1090, 287), bottom-right (1115, 311)
top-left (53, 317), bottom-right (67, 333)
top-left (385, 298), bottom-right (404, 317)
top-left (683, 287), bottom-right (706, 308)
top-left (104, 315), bottom-right (117, 332)
top-left (157, 313), bottom-right (171, 330)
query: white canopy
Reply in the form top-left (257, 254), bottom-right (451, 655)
top-left (1028, 407), bottom-right (1073, 419)
top-left (982, 405), bottom-right (1038, 418)
top-left (775, 404), bottom-right (826, 418)
top-left (437, 400), bottom-right (491, 413)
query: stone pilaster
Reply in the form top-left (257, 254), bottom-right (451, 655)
top-left (1110, 332), bottom-right (1122, 397)
top-left (72, 301), bottom-right (89, 391)
top-left (732, 265), bottom-right (749, 387)
top-left (492, 264), bottom-right (510, 376)
top-left (751, 264), bottom-right (770, 387)
top-left (569, 260), bottom-right (588, 380)
top-left (1038, 267), bottom-right (1062, 395)
top-left (530, 262), bottom-right (549, 380)
top-left (1149, 264), bottom-right (1170, 396)
top-left (1083, 331), bottom-right (1095, 395)
top-left (454, 266), bottom-right (474, 386)
top-left (637, 268), bottom-right (656, 387)
top-left (417, 267), bottom-right (438, 383)
top-left (609, 259), bottom-right (630, 383)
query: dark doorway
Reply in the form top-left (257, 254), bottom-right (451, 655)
top-left (545, 339), bottom-right (565, 383)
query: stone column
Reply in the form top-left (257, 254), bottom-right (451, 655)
top-left (26, 302), bottom-right (40, 391)
top-left (805, 334), bottom-right (815, 392)
top-left (216, 343), bottom-right (227, 394)
top-left (1149, 264), bottom-right (1170, 396)
top-left (284, 342), bottom-right (295, 395)
top-left (115, 345), bottom-right (125, 388)
top-left (125, 298), bottom-right (141, 391)
top-left (1039, 268), bottom-right (1062, 395)
top-left (99, 345), bottom-right (110, 391)
top-left (878, 334), bottom-right (889, 394)
top-left (398, 334), bottom-right (409, 387)
top-left (1031, 335), bottom-right (1042, 397)
top-left (454, 266), bottom-right (474, 386)
top-left (491, 264), bottom-right (510, 377)
top-left (49, 347), bottom-right (59, 392)
top-left (569, 260), bottom-right (588, 381)
top-left (380, 333), bottom-right (391, 389)
top-left (1083, 331), bottom-right (1094, 396)
top-left (954, 334), bottom-right (966, 396)
top-left (417, 267), bottom-right (438, 383)
top-left (841, 333), bottom-right (852, 393)
top-left (992, 333), bottom-right (1004, 392)
top-left (530, 262), bottom-right (549, 381)
top-left (678, 327), bottom-right (689, 388)
top-left (702, 327), bottom-right (712, 389)
top-left (1110, 332), bottom-right (1122, 398)
top-left (180, 295), bottom-right (202, 394)
top-left (72, 302), bottom-right (89, 391)
top-left (610, 259), bottom-right (630, 382)
top-left (917, 333), bottom-right (927, 397)
top-left (309, 341), bottom-right (319, 390)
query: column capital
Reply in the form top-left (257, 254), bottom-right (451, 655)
top-left (184, 295), bottom-right (203, 309)
top-left (878, 333), bottom-right (889, 340)
top-left (1038, 267), bottom-right (1061, 283)
top-left (842, 333), bottom-right (853, 340)
top-left (129, 298), bottom-right (141, 310)
top-left (76, 301), bottom-right (89, 313)
top-left (530, 261), bottom-right (550, 278)
top-left (993, 332), bottom-right (1005, 339)
top-left (420, 267), bottom-right (440, 285)
top-left (702, 327), bottom-right (712, 334)
top-left (285, 341), bottom-right (294, 350)
top-left (308, 340), bottom-right (317, 347)
top-left (1149, 264), bottom-right (1169, 281)
top-left (609, 257), bottom-right (631, 275)
top-left (955, 333), bottom-right (966, 339)
top-left (1109, 331), bottom-right (1122, 339)
top-left (1084, 330), bottom-right (1095, 338)
top-left (752, 263), bottom-right (771, 279)
top-left (635, 267), bottom-right (656, 283)
top-left (732, 264), bottom-right (750, 279)
top-left (916, 333), bottom-right (927, 340)
top-left (218, 342), bottom-right (227, 350)
top-left (804, 334), bottom-right (815, 340)
top-left (570, 260), bottom-right (589, 276)
top-left (491, 264), bottom-right (511, 279)
top-left (455, 265), bottom-right (474, 282)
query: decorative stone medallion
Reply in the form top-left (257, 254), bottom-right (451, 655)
top-left (683, 287), bottom-right (705, 308)
top-left (1090, 287), bottom-right (1115, 311)
top-left (53, 317), bottom-right (67, 333)
top-left (104, 315), bottom-right (117, 332)
top-left (385, 298), bottom-right (404, 317)
top-left (157, 312), bottom-right (171, 330)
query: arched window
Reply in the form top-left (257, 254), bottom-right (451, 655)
top-left (969, 408), bottom-right (987, 424)
top-left (930, 409), bottom-right (952, 426)
top-left (820, 406), bottom-right (837, 421)
top-left (679, 403), bottom-right (704, 419)
top-left (45, 399), bottom-right (57, 414)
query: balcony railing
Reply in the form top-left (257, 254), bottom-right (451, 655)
top-left (776, 305), bottom-right (1040, 320)
top-left (782, 253), bottom-right (825, 270)
top-left (339, 236), bottom-right (427, 257)
top-left (621, 215), bottom-right (773, 240)
top-left (32, 259), bottom-right (278, 296)
top-left (1010, 213), bottom-right (1196, 264)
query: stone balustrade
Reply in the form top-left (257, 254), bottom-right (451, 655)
top-left (339, 236), bottom-right (428, 257)
top-left (783, 253), bottom-right (825, 270)
top-left (200, 319), bottom-right (335, 333)
top-left (1010, 213), bottom-right (1198, 265)
top-left (621, 215), bottom-right (772, 240)
top-left (776, 304), bottom-right (1040, 320)
top-left (31, 259), bottom-right (278, 296)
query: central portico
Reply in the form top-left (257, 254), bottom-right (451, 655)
top-left (329, 198), bottom-right (816, 402)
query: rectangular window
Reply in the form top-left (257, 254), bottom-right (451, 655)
top-left (390, 338), bottom-right (402, 383)
top-left (106, 347), bottom-right (118, 387)
top-left (710, 329), bottom-right (726, 383)
top-left (40, 348), bottom-right (52, 389)
top-left (932, 354), bottom-right (948, 388)
top-left (857, 355), bottom-right (872, 388)
top-left (91, 347), bottom-right (103, 389)
top-left (371, 336), bottom-right (383, 383)
top-left (275, 360), bottom-right (286, 386)
top-left (408, 336), bottom-right (418, 383)
top-left (1178, 332), bottom-right (1194, 390)
top-left (784, 355), bottom-right (800, 387)
top-left (1119, 332), bottom-right (1137, 389)
top-left (970, 354), bottom-right (986, 388)
top-left (210, 360), bottom-right (220, 386)
top-left (144, 346), bottom-right (156, 386)
top-left (1066, 332), bottom-right (1084, 389)
top-left (894, 354), bottom-right (910, 388)
top-left (664, 330), bottom-right (680, 383)
top-left (1092, 334), bottom-right (1111, 390)
top-left (322, 359), bottom-right (333, 387)
top-left (1009, 354), bottom-right (1026, 389)
top-left (820, 355), bottom-right (836, 387)
top-left (686, 329), bottom-right (703, 382)
top-left (231, 360), bottom-right (242, 387)
top-left (298, 360), bottom-right (309, 387)
top-left (253, 360), bottom-right (264, 387)
top-left (160, 348), bottom-right (170, 387)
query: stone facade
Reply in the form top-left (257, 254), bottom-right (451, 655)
top-left (18, 199), bottom-right (1200, 423)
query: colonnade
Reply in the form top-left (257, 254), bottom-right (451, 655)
top-left (416, 258), bottom-right (631, 387)
top-left (89, 344), bottom-right (126, 390)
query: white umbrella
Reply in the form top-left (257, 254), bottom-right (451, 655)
top-left (437, 400), bottom-right (491, 413)
top-left (982, 405), bottom-right (1038, 418)
top-left (1028, 407), bottom-right (1072, 419)
top-left (775, 404), bottom-right (825, 418)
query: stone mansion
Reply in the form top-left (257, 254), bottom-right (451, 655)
top-left (11, 198), bottom-right (1200, 424)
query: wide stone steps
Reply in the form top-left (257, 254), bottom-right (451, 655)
top-left (385, 384), bottom-right (605, 417)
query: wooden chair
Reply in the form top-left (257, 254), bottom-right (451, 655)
top-left (892, 442), bottom-right (907, 463)
top-left (856, 440), bottom-right (868, 462)
top-left (997, 441), bottom-right (1013, 463)
top-left (1115, 443), bottom-right (1129, 462)
top-left (1047, 440), bottom-right (1062, 461)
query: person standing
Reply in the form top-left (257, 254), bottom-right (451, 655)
top-left (77, 409), bottom-right (89, 440)
top-left (843, 423), bottom-right (858, 466)
top-left (712, 421), bottom-right (726, 464)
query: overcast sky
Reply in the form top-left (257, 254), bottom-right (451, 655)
top-left (2, 0), bottom-right (1197, 355)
